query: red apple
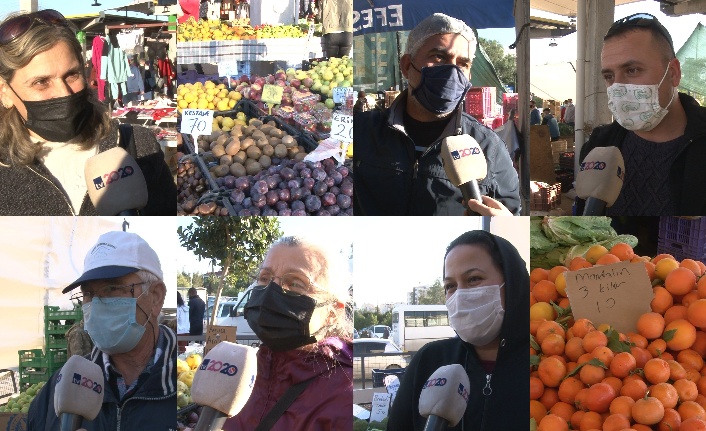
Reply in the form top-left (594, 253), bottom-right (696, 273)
top-left (302, 77), bottom-right (313, 88)
top-left (289, 79), bottom-right (301, 88)
top-left (266, 74), bottom-right (275, 84)
top-left (239, 75), bottom-right (250, 84)
top-left (275, 72), bottom-right (286, 81)
top-left (250, 83), bottom-right (262, 92)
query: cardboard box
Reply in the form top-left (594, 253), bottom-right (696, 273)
top-left (0, 412), bottom-right (27, 431)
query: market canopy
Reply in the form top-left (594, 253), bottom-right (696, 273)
top-left (352, 0), bottom-right (515, 36)
top-left (677, 22), bottom-right (706, 99)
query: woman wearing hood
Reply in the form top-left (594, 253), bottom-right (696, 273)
top-left (388, 230), bottom-right (529, 431)
top-left (222, 236), bottom-right (353, 431)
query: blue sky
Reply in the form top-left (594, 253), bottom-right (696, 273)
top-left (0, 0), bottom-right (156, 20)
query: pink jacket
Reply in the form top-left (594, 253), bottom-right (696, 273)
top-left (223, 337), bottom-right (353, 431)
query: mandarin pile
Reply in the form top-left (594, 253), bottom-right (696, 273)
top-left (530, 242), bottom-right (706, 431)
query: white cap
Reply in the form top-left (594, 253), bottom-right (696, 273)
top-left (405, 13), bottom-right (477, 59)
top-left (62, 231), bottom-right (162, 293)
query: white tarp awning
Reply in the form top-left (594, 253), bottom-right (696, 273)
top-left (530, 0), bottom-right (642, 17)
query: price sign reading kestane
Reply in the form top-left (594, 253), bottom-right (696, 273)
top-left (331, 112), bottom-right (353, 143)
top-left (565, 261), bottom-right (652, 334)
top-left (181, 109), bottom-right (214, 154)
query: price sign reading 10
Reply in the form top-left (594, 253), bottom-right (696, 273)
top-left (331, 112), bottom-right (353, 143)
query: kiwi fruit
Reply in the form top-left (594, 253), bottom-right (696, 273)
top-left (249, 119), bottom-right (263, 128)
top-left (245, 161), bottom-right (262, 175)
top-left (269, 137), bottom-right (281, 147)
top-left (281, 135), bottom-right (296, 148)
top-left (269, 128), bottom-right (283, 139)
top-left (259, 155), bottom-right (272, 168)
top-left (219, 155), bottom-right (232, 165)
top-left (229, 162), bottom-right (246, 177)
top-left (262, 144), bottom-right (274, 157)
top-left (213, 164), bottom-right (230, 177)
top-left (243, 125), bottom-right (257, 136)
top-left (274, 144), bottom-right (287, 158)
top-left (256, 137), bottom-right (269, 149)
top-left (233, 151), bottom-right (247, 164)
top-left (225, 139), bottom-right (241, 155)
top-left (267, 120), bottom-right (276, 127)
top-left (216, 134), bottom-right (229, 146)
top-left (287, 146), bottom-right (300, 158)
top-left (212, 144), bottom-right (226, 158)
top-left (294, 152), bottom-right (307, 162)
top-left (240, 137), bottom-right (255, 150)
top-left (251, 130), bottom-right (266, 141)
top-left (246, 145), bottom-right (262, 160)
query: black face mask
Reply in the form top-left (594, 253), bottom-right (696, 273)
top-left (244, 281), bottom-right (318, 352)
top-left (10, 86), bottom-right (91, 142)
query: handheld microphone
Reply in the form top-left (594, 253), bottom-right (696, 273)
top-left (575, 146), bottom-right (625, 215)
top-left (418, 364), bottom-right (470, 431)
top-left (191, 342), bottom-right (258, 431)
top-left (84, 147), bottom-right (148, 215)
top-left (440, 135), bottom-right (487, 214)
top-left (53, 355), bottom-right (105, 431)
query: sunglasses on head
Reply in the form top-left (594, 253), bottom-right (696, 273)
top-left (0, 9), bottom-right (71, 46)
top-left (605, 13), bottom-right (675, 55)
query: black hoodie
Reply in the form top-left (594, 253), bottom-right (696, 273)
top-left (387, 231), bottom-right (529, 431)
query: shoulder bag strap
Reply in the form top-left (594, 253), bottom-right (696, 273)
top-left (254, 377), bottom-right (316, 431)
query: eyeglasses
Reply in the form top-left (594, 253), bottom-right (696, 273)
top-left (251, 272), bottom-right (316, 296)
top-left (605, 13), bottom-right (675, 55)
top-left (70, 281), bottom-right (148, 304)
top-left (0, 9), bottom-right (73, 46)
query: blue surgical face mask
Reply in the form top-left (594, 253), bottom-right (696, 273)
top-left (410, 63), bottom-right (471, 114)
top-left (82, 289), bottom-right (150, 354)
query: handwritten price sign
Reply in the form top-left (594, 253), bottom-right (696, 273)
top-left (370, 392), bottom-right (391, 423)
top-left (218, 61), bottom-right (239, 79)
top-left (181, 109), bottom-right (214, 154)
top-left (262, 84), bottom-right (284, 105)
top-left (332, 86), bottom-right (352, 104)
top-left (331, 112), bottom-right (353, 143)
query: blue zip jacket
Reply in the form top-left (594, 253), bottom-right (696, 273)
top-left (28, 325), bottom-right (177, 431)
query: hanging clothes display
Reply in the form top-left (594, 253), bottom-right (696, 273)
top-left (115, 28), bottom-right (144, 55)
top-left (91, 36), bottom-right (107, 101)
top-left (105, 41), bottom-right (131, 102)
top-left (157, 56), bottom-right (175, 95)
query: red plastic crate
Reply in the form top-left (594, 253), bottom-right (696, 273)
top-left (657, 217), bottom-right (706, 262)
top-left (502, 93), bottom-right (518, 122)
top-left (464, 87), bottom-right (495, 119)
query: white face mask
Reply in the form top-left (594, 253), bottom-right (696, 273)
top-left (445, 284), bottom-right (505, 346)
top-left (606, 63), bottom-right (676, 132)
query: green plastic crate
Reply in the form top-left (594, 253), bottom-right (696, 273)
top-left (18, 349), bottom-right (47, 369)
top-left (19, 369), bottom-right (49, 389)
top-left (44, 320), bottom-right (73, 335)
top-left (43, 305), bottom-right (82, 323)
top-left (46, 349), bottom-right (67, 368)
top-left (46, 334), bottom-right (67, 350)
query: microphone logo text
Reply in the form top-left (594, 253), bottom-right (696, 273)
top-left (199, 358), bottom-right (239, 376)
top-left (579, 161), bottom-right (607, 171)
top-left (422, 377), bottom-right (447, 389)
top-left (450, 147), bottom-right (481, 160)
top-left (92, 165), bottom-right (136, 190)
top-left (616, 166), bottom-right (625, 181)
top-left (56, 371), bottom-right (103, 395)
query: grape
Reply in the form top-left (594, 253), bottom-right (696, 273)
top-left (299, 168), bottom-right (312, 179)
top-left (290, 187), bottom-right (303, 201)
top-left (291, 200), bottom-right (305, 211)
top-left (266, 190), bottom-right (279, 206)
top-left (330, 171), bottom-right (343, 185)
top-left (313, 181), bottom-right (327, 196)
top-left (252, 193), bottom-right (267, 208)
top-left (232, 203), bottom-right (244, 213)
top-left (322, 192), bottom-right (336, 206)
top-left (324, 176), bottom-right (335, 188)
top-left (344, 208), bottom-right (354, 215)
top-left (301, 188), bottom-right (312, 199)
top-left (271, 157), bottom-right (281, 166)
top-left (336, 194), bottom-right (351, 209)
top-left (242, 197), bottom-right (252, 208)
top-left (278, 189), bottom-right (291, 202)
top-left (262, 208), bottom-right (278, 216)
top-left (341, 182), bottom-right (353, 197)
top-left (307, 161), bottom-right (322, 170)
top-left (248, 206), bottom-right (261, 216)
top-left (238, 209), bottom-right (252, 216)
top-left (275, 201), bottom-right (289, 211)
top-left (293, 161), bottom-right (307, 171)
top-left (267, 166), bottom-right (280, 175)
top-left (316, 210), bottom-right (331, 216)
top-left (230, 189), bottom-right (245, 204)
top-left (326, 204), bottom-right (341, 216)
top-left (330, 186), bottom-right (340, 196)
top-left (253, 180), bottom-right (268, 195)
top-left (337, 166), bottom-right (349, 177)
top-left (304, 195), bottom-right (322, 212)
top-left (322, 158), bottom-right (335, 173)
top-left (263, 176), bottom-right (277, 189)
top-left (312, 168), bottom-right (326, 181)
top-left (216, 177), bottom-right (224, 187)
top-left (235, 177), bottom-right (250, 191)
top-left (287, 179), bottom-right (301, 189)
top-left (280, 167), bottom-right (295, 180)
top-left (292, 209), bottom-right (307, 216)
top-left (278, 209), bottom-right (292, 216)
top-left (303, 178), bottom-right (315, 190)
top-left (278, 181), bottom-right (288, 190)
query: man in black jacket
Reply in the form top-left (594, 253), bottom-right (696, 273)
top-left (578, 13), bottom-right (706, 215)
top-left (354, 14), bottom-right (520, 216)
top-left (188, 287), bottom-right (206, 335)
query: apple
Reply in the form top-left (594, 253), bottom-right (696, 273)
top-left (275, 79), bottom-right (287, 87)
top-left (275, 71), bottom-right (287, 81)
top-left (289, 79), bottom-right (301, 88)
top-left (250, 83), bottom-right (262, 92)
top-left (240, 75), bottom-right (250, 84)
top-left (266, 75), bottom-right (275, 84)
top-left (302, 77), bottom-right (314, 88)
top-left (283, 86), bottom-right (293, 94)
top-left (311, 82), bottom-right (322, 92)
top-left (324, 98), bottom-right (335, 109)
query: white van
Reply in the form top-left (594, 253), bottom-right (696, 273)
top-left (211, 288), bottom-right (259, 345)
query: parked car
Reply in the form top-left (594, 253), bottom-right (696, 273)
top-left (369, 325), bottom-right (392, 339)
top-left (210, 288), bottom-right (259, 344)
top-left (352, 338), bottom-right (407, 380)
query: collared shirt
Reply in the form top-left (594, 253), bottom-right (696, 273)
top-left (102, 327), bottom-right (167, 400)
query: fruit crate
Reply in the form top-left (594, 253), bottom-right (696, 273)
top-left (46, 349), bottom-right (67, 369)
top-left (371, 368), bottom-right (406, 388)
top-left (530, 182), bottom-right (562, 211)
top-left (44, 306), bottom-right (82, 323)
top-left (657, 217), bottom-right (706, 262)
top-left (555, 171), bottom-right (574, 192)
top-left (18, 369), bottom-right (50, 389)
top-left (559, 152), bottom-right (575, 172)
top-left (18, 350), bottom-right (46, 369)
top-left (464, 87), bottom-right (495, 120)
top-left (44, 320), bottom-right (73, 336)
top-left (502, 93), bottom-right (518, 123)
top-left (45, 334), bottom-right (67, 350)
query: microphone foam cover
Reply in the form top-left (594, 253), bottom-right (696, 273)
top-left (418, 364), bottom-right (470, 426)
top-left (53, 355), bottom-right (105, 420)
top-left (440, 135), bottom-right (488, 186)
top-left (575, 146), bottom-right (625, 206)
top-left (191, 342), bottom-right (258, 417)
top-left (84, 147), bottom-right (148, 215)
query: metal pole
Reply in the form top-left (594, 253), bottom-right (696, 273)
top-left (575, 0), bottom-right (587, 177)
top-left (515, 0), bottom-right (531, 214)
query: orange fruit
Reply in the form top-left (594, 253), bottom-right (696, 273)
top-left (650, 382), bottom-right (679, 409)
top-left (620, 379), bottom-right (648, 401)
top-left (636, 312), bottom-right (666, 340)
top-left (572, 318), bottom-right (595, 339)
top-left (531, 399), bottom-right (548, 423)
top-left (555, 272), bottom-right (568, 297)
top-left (579, 410), bottom-right (603, 430)
top-left (682, 259), bottom-right (703, 277)
top-left (582, 330), bottom-right (608, 353)
top-left (630, 346), bottom-right (652, 368)
top-left (549, 401), bottom-right (575, 423)
top-left (557, 376), bottom-right (585, 405)
top-left (679, 400), bottom-right (706, 421)
top-left (698, 275), bottom-right (706, 298)
top-left (530, 375), bottom-right (545, 400)
top-left (610, 243), bottom-right (635, 261)
top-left (653, 253), bottom-right (677, 264)
top-left (647, 338), bottom-right (668, 358)
top-left (531, 267), bottom-right (550, 283)
top-left (691, 330), bottom-right (706, 358)
top-left (675, 378), bottom-right (699, 402)
top-left (655, 258), bottom-right (681, 281)
top-left (534, 279), bottom-right (559, 303)
top-left (651, 286), bottom-right (674, 314)
top-left (537, 413), bottom-right (569, 431)
top-left (574, 387), bottom-right (590, 412)
top-left (602, 413), bottom-right (631, 431)
top-left (609, 395), bottom-right (635, 420)
top-left (664, 319), bottom-right (697, 351)
top-left (664, 304), bottom-right (689, 325)
top-left (657, 407), bottom-right (682, 431)
top-left (627, 332), bottom-right (648, 349)
top-left (684, 290), bottom-right (701, 308)
top-left (584, 244), bottom-right (609, 264)
top-left (610, 352), bottom-right (637, 379)
top-left (570, 410), bottom-right (585, 429)
top-left (538, 356), bottom-right (567, 388)
top-left (569, 256), bottom-right (593, 271)
top-left (548, 265), bottom-right (568, 282)
top-left (665, 267), bottom-right (698, 295)
top-left (579, 363), bottom-right (605, 386)
top-left (697, 375), bottom-right (706, 397)
top-left (667, 359), bottom-right (688, 381)
top-left (541, 333), bottom-right (566, 356)
top-left (678, 349), bottom-right (705, 371)
top-left (592, 345), bottom-right (614, 367)
top-left (602, 376), bottom-right (623, 395)
top-left (596, 253), bottom-right (621, 265)
top-left (531, 302), bottom-right (556, 321)
top-left (688, 299), bottom-right (706, 329)
top-left (681, 417), bottom-right (706, 431)
top-left (584, 382), bottom-right (616, 413)
top-left (643, 358), bottom-right (671, 384)
top-left (536, 320), bottom-right (566, 344)
top-left (644, 261), bottom-right (657, 281)
top-left (632, 396), bottom-right (665, 425)
top-left (565, 336), bottom-right (586, 362)
top-left (539, 387), bottom-right (560, 410)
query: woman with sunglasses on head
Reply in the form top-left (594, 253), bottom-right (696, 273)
top-left (387, 230), bottom-right (529, 431)
top-left (0, 10), bottom-right (175, 215)
top-left (222, 236), bottom-right (353, 431)
top-left (577, 13), bottom-right (706, 216)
